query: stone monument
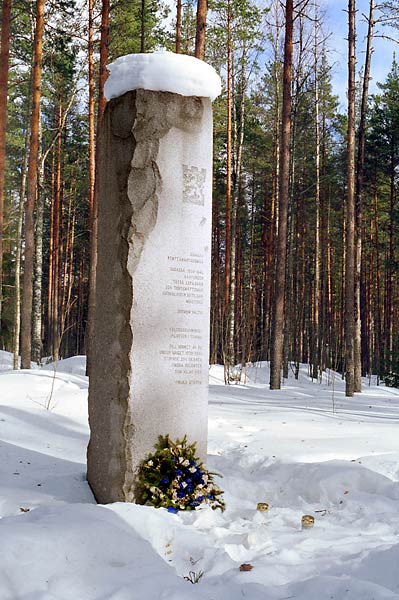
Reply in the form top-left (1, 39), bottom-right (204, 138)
top-left (87, 52), bottom-right (221, 504)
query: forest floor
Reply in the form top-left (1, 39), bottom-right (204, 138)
top-left (1, 352), bottom-right (399, 599)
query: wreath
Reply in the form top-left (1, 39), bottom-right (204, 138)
top-left (138, 435), bottom-right (225, 513)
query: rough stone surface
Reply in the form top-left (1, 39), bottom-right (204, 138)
top-left (87, 90), bottom-right (213, 504)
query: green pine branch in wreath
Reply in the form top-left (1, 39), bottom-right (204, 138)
top-left (138, 435), bottom-right (225, 513)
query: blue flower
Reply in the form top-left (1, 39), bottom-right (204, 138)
top-left (175, 469), bottom-right (183, 476)
top-left (207, 494), bottom-right (214, 500)
top-left (197, 495), bottom-right (204, 502)
top-left (189, 460), bottom-right (196, 466)
top-left (190, 500), bottom-right (199, 507)
top-left (177, 490), bottom-right (186, 498)
top-left (167, 506), bottom-right (178, 513)
top-left (186, 477), bottom-right (192, 483)
top-left (187, 484), bottom-right (194, 492)
top-left (159, 477), bottom-right (170, 485)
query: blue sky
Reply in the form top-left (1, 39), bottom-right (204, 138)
top-left (164, 0), bottom-right (397, 108)
top-left (325, 0), bottom-right (398, 108)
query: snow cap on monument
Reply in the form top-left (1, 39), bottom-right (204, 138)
top-left (104, 50), bottom-right (222, 102)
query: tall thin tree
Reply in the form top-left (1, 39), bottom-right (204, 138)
top-left (0, 0), bottom-right (12, 328)
top-left (354, 0), bottom-right (374, 392)
top-left (13, 127), bottom-right (30, 369)
top-left (313, 4), bottom-right (321, 381)
top-left (87, 0), bottom-right (110, 375)
top-left (141, 0), bottom-right (145, 53)
top-left (270, 0), bottom-right (293, 390)
top-left (224, 0), bottom-right (232, 381)
top-left (20, 0), bottom-right (45, 368)
top-left (87, 0), bottom-right (95, 356)
top-left (176, 0), bottom-right (182, 53)
top-left (194, 0), bottom-right (207, 60)
top-left (345, 0), bottom-right (356, 396)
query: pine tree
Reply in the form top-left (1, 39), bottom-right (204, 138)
top-left (0, 0), bottom-right (12, 328)
top-left (270, 0), bottom-right (293, 389)
top-left (20, 0), bottom-right (45, 368)
top-left (345, 0), bottom-right (356, 396)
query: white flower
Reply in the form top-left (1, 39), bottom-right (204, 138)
top-left (148, 460), bottom-right (154, 467)
top-left (150, 486), bottom-right (157, 494)
top-left (182, 482), bottom-right (187, 488)
top-left (189, 467), bottom-right (196, 473)
top-left (182, 460), bottom-right (190, 467)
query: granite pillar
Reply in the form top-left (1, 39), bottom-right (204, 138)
top-left (87, 89), bottom-right (213, 504)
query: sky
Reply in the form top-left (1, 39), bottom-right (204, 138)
top-left (163, 0), bottom-right (398, 109)
top-left (325, 0), bottom-right (398, 109)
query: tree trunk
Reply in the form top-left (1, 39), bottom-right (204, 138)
top-left (345, 0), bottom-right (356, 397)
top-left (32, 140), bottom-right (45, 364)
top-left (13, 130), bottom-right (29, 369)
top-left (387, 159), bottom-right (395, 373)
top-left (51, 100), bottom-right (62, 360)
top-left (175, 0), bottom-right (182, 53)
top-left (194, 0), bottom-right (207, 60)
top-left (20, 0), bottom-right (45, 369)
top-left (225, 1), bottom-right (232, 309)
top-left (46, 148), bottom-right (55, 355)
top-left (320, 100), bottom-right (329, 372)
top-left (223, 0), bottom-right (232, 379)
top-left (60, 187), bottom-right (75, 345)
top-left (245, 179), bottom-right (256, 363)
top-left (228, 52), bottom-right (246, 372)
top-left (87, 0), bottom-right (109, 375)
top-left (210, 184), bottom-right (221, 364)
top-left (312, 7), bottom-right (321, 381)
top-left (97, 0), bottom-right (109, 131)
top-left (87, 0), bottom-right (95, 357)
top-left (265, 47), bottom-right (280, 359)
top-left (354, 0), bottom-right (374, 392)
top-left (141, 0), bottom-right (145, 53)
top-left (263, 2), bottom-right (282, 362)
top-left (270, 0), bottom-right (293, 390)
top-left (88, 0), bottom-right (95, 243)
top-left (0, 0), bottom-right (12, 327)
top-left (373, 187), bottom-right (382, 379)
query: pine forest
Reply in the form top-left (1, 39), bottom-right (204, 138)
top-left (0, 0), bottom-right (399, 397)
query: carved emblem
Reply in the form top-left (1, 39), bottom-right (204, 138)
top-left (183, 165), bottom-right (206, 206)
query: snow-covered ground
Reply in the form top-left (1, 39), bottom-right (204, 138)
top-left (1, 351), bottom-right (399, 599)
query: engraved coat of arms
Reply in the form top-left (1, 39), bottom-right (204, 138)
top-left (183, 165), bottom-right (206, 206)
